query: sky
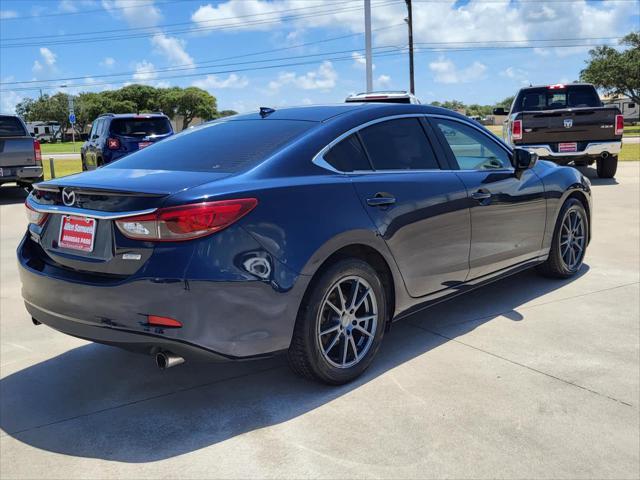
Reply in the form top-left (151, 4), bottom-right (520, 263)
top-left (0, 0), bottom-right (639, 115)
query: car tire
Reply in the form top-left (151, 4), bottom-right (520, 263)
top-left (81, 154), bottom-right (87, 171)
top-left (287, 258), bottom-right (387, 385)
top-left (537, 198), bottom-right (588, 279)
top-left (596, 155), bottom-right (617, 178)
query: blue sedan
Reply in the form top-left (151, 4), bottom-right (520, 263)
top-left (19, 104), bottom-right (591, 384)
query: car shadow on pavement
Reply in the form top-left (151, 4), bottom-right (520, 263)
top-left (0, 266), bottom-right (588, 463)
top-left (0, 185), bottom-right (28, 205)
top-left (577, 166), bottom-right (619, 186)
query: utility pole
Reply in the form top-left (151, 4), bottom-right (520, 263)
top-left (364, 0), bottom-right (373, 92)
top-left (405, 0), bottom-right (415, 94)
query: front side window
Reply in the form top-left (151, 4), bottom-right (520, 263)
top-left (323, 134), bottom-right (371, 171)
top-left (434, 119), bottom-right (511, 170)
top-left (358, 118), bottom-right (439, 170)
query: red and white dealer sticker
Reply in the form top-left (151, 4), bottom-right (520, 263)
top-left (58, 215), bottom-right (97, 252)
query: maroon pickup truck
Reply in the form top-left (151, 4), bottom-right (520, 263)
top-left (495, 83), bottom-right (623, 178)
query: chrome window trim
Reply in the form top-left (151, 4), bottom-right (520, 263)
top-left (26, 195), bottom-right (157, 220)
top-left (312, 113), bottom-right (516, 175)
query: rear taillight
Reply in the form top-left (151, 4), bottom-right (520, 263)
top-left (548, 83), bottom-right (565, 90)
top-left (107, 137), bottom-right (121, 150)
top-left (511, 119), bottom-right (523, 141)
top-left (615, 114), bottom-right (624, 135)
top-left (33, 140), bottom-right (42, 164)
top-left (25, 201), bottom-right (47, 226)
top-left (115, 198), bottom-right (258, 241)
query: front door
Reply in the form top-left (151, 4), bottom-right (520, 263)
top-left (350, 117), bottom-right (471, 297)
top-left (429, 117), bottom-right (547, 279)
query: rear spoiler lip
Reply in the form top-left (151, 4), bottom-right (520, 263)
top-left (26, 195), bottom-right (158, 220)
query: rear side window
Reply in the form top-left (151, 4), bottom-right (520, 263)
top-left (358, 118), bottom-right (439, 170)
top-left (107, 119), bottom-right (314, 173)
top-left (324, 134), bottom-right (371, 171)
top-left (514, 85), bottom-right (601, 112)
top-left (110, 117), bottom-right (172, 137)
top-left (0, 116), bottom-right (27, 137)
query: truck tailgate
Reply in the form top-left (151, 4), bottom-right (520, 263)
top-left (0, 137), bottom-right (35, 167)
top-left (519, 107), bottom-right (621, 144)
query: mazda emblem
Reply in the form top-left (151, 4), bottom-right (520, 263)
top-left (564, 119), bottom-right (573, 128)
top-left (62, 188), bottom-right (76, 207)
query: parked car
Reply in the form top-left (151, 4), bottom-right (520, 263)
top-left (81, 113), bottom-right (173, 170)
top-left (494, 83), bottom-right (623, 178)
top-left (0, 114), bottom-right (43, 189)
top-left (345, 90), bottom-right (421, 104)
top-left (19, 104), bottom-right (591, 384)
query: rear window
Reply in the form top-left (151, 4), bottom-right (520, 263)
top-left (109, 117), bottom-right (172, 137)
top-left (106, 119), bottom-right (314, 173)
top-left (514, 85), bottom-right (601, 112)
top-left (0, 116), bottom-right (27, 137)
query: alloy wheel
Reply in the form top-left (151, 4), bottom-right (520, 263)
top-left (316, 275), bottom-right (378, 369)
top-left (560, 209), bottom-right (586, 270)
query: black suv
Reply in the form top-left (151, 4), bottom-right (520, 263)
top-left (81, 113), bottom-right (173, 170)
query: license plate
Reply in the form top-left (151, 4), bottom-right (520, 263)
top-left (59, 215), bottom-right (97, 252)
top-left (138, 141), bottom-right (152, 149)
top-left (558, 142), bottom-right (578, 153)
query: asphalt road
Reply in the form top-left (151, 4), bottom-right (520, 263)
top-left (1, 164), bottom-right (638, 479)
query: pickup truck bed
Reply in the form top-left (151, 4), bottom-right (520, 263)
top-left (0, 115), bottom-right (43, 188)
top-left (500, 84), bottom-right (623, 178)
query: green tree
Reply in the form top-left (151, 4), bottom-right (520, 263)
top-left (580, 32), bottom-right (640, 103)
top-left (160, 87), bottom-right (217, 130)
top-left (495, 96), bottom-right (515, 110)
top-left (108, 84), bottom-right (161, 113)
top-left (16, 93), bottom-right (71, 139)
top-left (217, 109), bottom-right (238, 118)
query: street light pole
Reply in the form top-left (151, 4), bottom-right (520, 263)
top-left (364, 0), bottom-right (373, 92)
top-left (405, 0), bottom-right (415, 94)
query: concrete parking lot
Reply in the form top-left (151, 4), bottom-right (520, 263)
top-left (1, 164), bottom-right (638, 479)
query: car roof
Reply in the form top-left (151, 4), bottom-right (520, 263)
top-left (520, 83), bottom-right (595, 91)
top-left (226, 103), bottom-right (467, 123)
top-left (98, 113), bottom-right (169, 119)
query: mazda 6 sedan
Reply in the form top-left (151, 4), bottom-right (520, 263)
top-left (19, 104), bottom-right (591, 384)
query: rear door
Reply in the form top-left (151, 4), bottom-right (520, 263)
top-left (345, 116), bottom-right (470, 297)
top-left (429, 116), bottom-right (547, 279)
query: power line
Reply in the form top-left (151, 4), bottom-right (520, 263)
top-left (1, 40), bottom-right (620, 93)
top-left (0, 1), bottom-right (401, 48)
top-left (0, 0), bottom-right (354, 41)
top-left (0, 24), bottom-right (406, 86)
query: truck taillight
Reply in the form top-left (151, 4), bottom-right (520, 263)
top-left (511, 119), bottom-right (523, 141)
top-left (115, 198), bottom-right (258, 241)
top-left (107, 137), bottom-right (121, 150)
top-left (25, 201), bottom-right (47, 226)
top-left (33, 140), bottom-right (42, 164)
top-left (548, 84), bottom-right (565, 90)
top-left (615, 115), bottom-right (624, 135)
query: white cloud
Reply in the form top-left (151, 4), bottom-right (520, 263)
top-left (100, 57), bottom-right (116, 68)
top-left (40, 47), bottom-right (57, 66)
top-left (102, 0), bottom-right (161, 27)
top-left (151, 33), bottom-right (194, 68)
top-left (132, 60), bottom-right (157, 83)
top-left (192, 74), bottom-right (249, 90)
top-left (351, 51), bottom-right (376, 71)
top-left (32, 60), bottom-right (43, 73)
top-left (429, 57), bottom-right (487, 84)
top-left (375, 74), bottom-right (392, 89)
top-left (191, 0), bottom-right (288, 32)
top-left (58, 0), bottom-right (78, 12)
top-left (268, 61), bottom-right (337, 92)
top-left (0, 10), bottom-right (18, 19)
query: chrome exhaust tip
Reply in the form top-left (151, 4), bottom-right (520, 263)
top-left (155, 351), bottom-right (185, 369)
top-left (601, 151), bottom-right (609, 159)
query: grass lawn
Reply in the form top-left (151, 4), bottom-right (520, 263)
top-left (620, 143), bottom-right (639, 161)
top-left (40, 142), bottom-right (83, 154)
top-left (43, 158), bottom-right (82, 180)
top-left (624, 125), bottom-right (639, 137)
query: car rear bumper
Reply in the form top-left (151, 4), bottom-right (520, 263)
top-left (18, 234), bottom-right (310, 360)
top-left (0, 165), bottom-right (43, 183)
top-left (520, 141), bottom-right (622, 159)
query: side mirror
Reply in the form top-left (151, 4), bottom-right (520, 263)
top-left (513, 148), bottom-right (537, 171)
top-left (493, 107), bottom-right (507, 115)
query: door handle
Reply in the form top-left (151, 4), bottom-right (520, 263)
top-left (471, 190), bottom-right (492, 201)
top-left (367, 193), bottom-right (396, 207)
